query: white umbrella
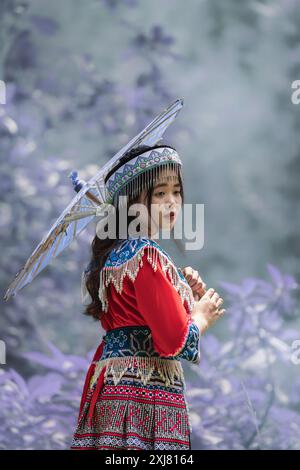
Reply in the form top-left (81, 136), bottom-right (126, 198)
top-left (4, 98), bottom-right (184, 301)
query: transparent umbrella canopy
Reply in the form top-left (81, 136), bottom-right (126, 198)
top-left (4, 98), bottom-right (184, 301)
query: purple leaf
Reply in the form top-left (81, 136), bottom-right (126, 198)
top-left (30, 15), bottom-right (59, 36)
top-left (267, 264), bottom-right (283, 287)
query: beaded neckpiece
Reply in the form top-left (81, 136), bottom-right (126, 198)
top-left (98, 236), bottom-right (195, 315)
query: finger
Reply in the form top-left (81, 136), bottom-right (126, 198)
top-left (211, 292), bottom-right (220, 303)
top-left (205, 288), bottom-right (215, 298)
top-left (192, 271), bottom-right (206, 286)
top-left (189, 277), bottom-right (198, 287)
top-left (195, 274), bottom-right (206, 287)
top-left (194, 284), bottom-right (206, 295)
top-left (181, 267), bottom-right (189, 277)
top-left (198, 277), bottom-right (206, 289)
top-left (184, 271), bottom-right (193, 281)
top-left (189, 270), bottom-right (199, 283)
top-left (216, 298), bottom-right (224, 308)
top-left (193, 272), bottom-right (204, 284)
top-left (187, 271), bottom-right (201, 287)
top-left (193, 279), bottom-right (206, 292)
top-left (217, 308), bottom-right (226, 316)
top-left (182, 266), bottom-right (192, 275)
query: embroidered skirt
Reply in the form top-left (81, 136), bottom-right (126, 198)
top-left (70, 326), bottom-right (192, 450)
top-left (70, 362), bottom-right (191, 450)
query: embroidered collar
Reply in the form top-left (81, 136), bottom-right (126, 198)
top-left (98, 237), bottom-right (194, 315)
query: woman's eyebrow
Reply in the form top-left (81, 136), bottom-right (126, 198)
top-left (154, 182), bottom-right (180, 189)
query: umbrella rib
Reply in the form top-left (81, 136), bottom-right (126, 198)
top-left (64, 211), bottom-right (95, 223)
top-left (126, 107), bottom-right (180, 149)
top-left (89, 102), bottom-right (182, 185)
top-left (134, 109), bottom-right (179, 145)
top-left (11, 238), bottom-right (52, 293)
top-left (31, 223), bottom-right (66, 277)
top-left (52, 223), bottom-right (68, 258)
top-left (31, 244), bottom-right (51, 278)
top-left (94, 181), bottom-right (105, 202)
top-left (72, 204), bottom-right (80, 240)
top-left (4, 268), bottom-right (26, 300)
top-left (85, 189), bottom-right (102, 205)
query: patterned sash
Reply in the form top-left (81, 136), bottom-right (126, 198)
top-left (89, 325), bottom-right (185, 389)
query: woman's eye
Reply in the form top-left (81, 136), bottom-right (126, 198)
top-left (155, 190), bottom-right (180, 197)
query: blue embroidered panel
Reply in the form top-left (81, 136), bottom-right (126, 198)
top-left (104, 237), bottom-right (190, 286)
top-left (174, 323), bottom-right (200, 364)
top-left (100, 325), bottom-right (200, 364)
top-left (101, 325), bottom-right (176, 360)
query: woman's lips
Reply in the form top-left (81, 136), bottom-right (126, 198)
top-left (164, 211), bottom-right (176, 219)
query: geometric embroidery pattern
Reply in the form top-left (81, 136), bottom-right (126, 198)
top-left (88, 325), bottom-right (200, 391)
top-left (100, 325), bottom-right (199, 362)
top-left (70, 367), bottom-right (191, 450)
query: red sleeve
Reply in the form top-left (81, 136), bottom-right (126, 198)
top-left (133, 247), bottom-right (193, 357)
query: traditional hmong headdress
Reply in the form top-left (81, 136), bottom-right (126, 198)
top-left (104, 144), bottom-right (183, 208)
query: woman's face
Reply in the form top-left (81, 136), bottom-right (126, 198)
top-left (139, 169), bottom-right (182, 237)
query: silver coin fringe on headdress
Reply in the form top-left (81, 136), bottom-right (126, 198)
top-left (104, 146), bottom-right (183, 208)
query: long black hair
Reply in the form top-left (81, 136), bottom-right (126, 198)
top-left (83, 144), bottom-right (185, 320)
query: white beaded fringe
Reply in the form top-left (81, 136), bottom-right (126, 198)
top-left (89, 355), bottom-right (185, 389)
top-left (98, 244), bottom-right (195, 315)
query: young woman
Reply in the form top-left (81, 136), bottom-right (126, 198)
top-left (70, 144), bottom-right (225, 450)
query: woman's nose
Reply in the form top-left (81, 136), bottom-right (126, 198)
top-left (165, 193), bottom-right (176, 206)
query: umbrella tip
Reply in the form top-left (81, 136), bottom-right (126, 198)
top-left (175, 97), bottom-right (184, 106)
top-left (3, 290), bottom-right (11, 302)
top-left (68, 169), bottom-right (86, 193)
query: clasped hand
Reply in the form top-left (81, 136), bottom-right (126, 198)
top-left (180, 266), bottom-right (206, 301)
top-left (181, 266), bottom-right (226, 331)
